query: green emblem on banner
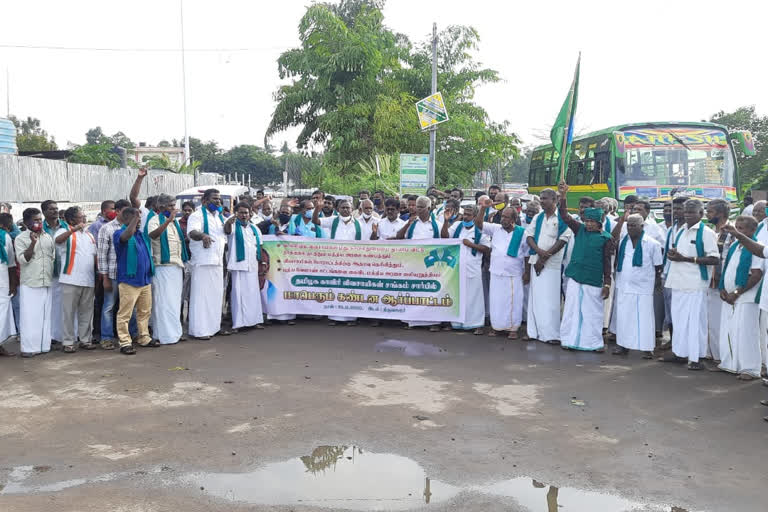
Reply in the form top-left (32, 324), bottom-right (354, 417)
top-left (424, 248), bottom-right (457, 268)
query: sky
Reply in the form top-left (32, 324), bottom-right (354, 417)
top-left (1, 0), bottom-right (766, 152)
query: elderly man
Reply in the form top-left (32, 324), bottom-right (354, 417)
top-left (703, 198), bottom-right (733, 362)
top-left (477, 198), bottom-right (529, 339)
top-left (375, 198), bottom-right (406, 240)
top-left (187, 188), bottom-right (231, 339)
top-left (487, 192), bottom-right (509, 224)
top-left (715, 216), bottom-right (763, 379)
top-left (662, 199), bottom-right (719, 370)
top-left (145, 194), bottom-right (188, 345)
top-left (55, 207), bottom-right (98, 353)
top-left (557, 183), bottom-right (613, 352)
top-left (561, 196), bottom-right (595, 292)
top-left (313, 199), bottom-right (363, 326)
top-left (0, 213), bottom-right (18, 357)
top-left (611, 213), bottom-right (663, 358)
top-left (441, 203), bottom-right (490, 334)
top-left (356, 199), bottom-right (379, 240)
top-left (397, 196), bottom-right (442, 331)
top-left (753, 200), bottom-right (767, 224)
top-left (524, 188), bottom-right (572, 343)
top-left (225, 202), bottom-right (264, 332)
top-left (15, 208), bottom-right (56, 357)
top-left (291, 200), bottom-right (324, 237)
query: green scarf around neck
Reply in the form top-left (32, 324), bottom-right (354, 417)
top-left (121, 225), bottom-right (154, 278)
top-left (235, 221), bottom-right (262, 262)
top-left (616, 232), bottom-right (644, 272)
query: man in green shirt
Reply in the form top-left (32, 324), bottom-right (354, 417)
top-left (557, 182), bottom-right (614, 352)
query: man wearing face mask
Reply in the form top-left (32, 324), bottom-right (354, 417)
top-left (702, 199), bottom-right (733, 363)
top-left (313, 199), bottom-right (362, 326)
top-left (225, 202), bottom-right (264, 332)
top-left (372, 191), bottom-right (386, 217)
top-left (15, 208), bottom-right (56, 357)
top-left (437, 199), bottom-right (460, 225)
top-left (521, 201), bottom-right (540, 229)
top-left (487, 192), bottom-right (509, 224)
top-left (441, 204), bottom-right (490, 334)
top-left (355, 199), bottom-right (379, 240)
top-left (40, 199), bottom-right (67, 348)
top-left (374, 198), bottom-right (405, 240)
top-left (187, 188), bottom-right (230, 339)
top-left (145, 194), bottom-right (187, 345)
top-left (288, 199), bottom-right (324, 237)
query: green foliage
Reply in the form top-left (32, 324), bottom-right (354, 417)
top-left (9, 115), bottom-right (57, 152)
top-left (207, 145), bottom-right (282, 186)
top-left (503, 147), bottom-right (533, 184)
top-left (68, 143), bottom-right (122, 169)
top-left (709, 106), bottom-right (768, 192)
top-left (266, 1), bottom-right (519, 188)
top-left (84, 126), bottom-right (135, 148)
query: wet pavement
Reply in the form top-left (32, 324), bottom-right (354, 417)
top-left (0, 322), bottom-right (765, 511)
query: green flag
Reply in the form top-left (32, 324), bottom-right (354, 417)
top-left (550, 54), bottom-right (581, 182)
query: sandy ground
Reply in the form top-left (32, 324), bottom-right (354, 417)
top-left (1, 322), bottom-right (766, 511)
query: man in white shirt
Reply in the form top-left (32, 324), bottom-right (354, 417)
top-left (612, 213), bottom-right (663, 358)
top-left (662, 199), bottom-right (720, 370)
top-left (313, 199), bottom-right (363, 326)
top-left (0, 213), bottom-right (18, 357)
top-left (442, 204), bottom-right (490, 334)
top-left (477, 199), bottom-right (529, 339)
top-left (524, 189), bottom-right (572, 343)
top-left (225, 202), bottom-right (264, 332)
top-left (355, 199), bottom-right (379, 240)
top-left (187, 188), bottom-right (230, 339)
top-left (375, 198), bottom-right (405, 240)
top-left (54, 207), bottom-right (97, 353)
top-left (704, 199), bottom-right (733, 362)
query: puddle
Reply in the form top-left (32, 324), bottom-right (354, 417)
top-left (374, 339), bottom-right (459, 357)
top-left (183, 445), bottom-right (689, 511)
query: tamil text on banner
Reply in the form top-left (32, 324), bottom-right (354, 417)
top-left (258, 236), bottom-right (467, 323)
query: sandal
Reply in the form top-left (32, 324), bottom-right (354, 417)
top-left (687, 361), bottom-right (702, 371)
top-left (759, 400), bottom-right (768, 407)
top-left (0, 346), bottom-right (17, 357)
top-left (100, 340), bottom-right (116, 350)
top-left (218, 329), bottom-right (233, 336)
top-left (79, 342), bottom-right (98, 351)
top-left (473, 328), bottom-right (484, 336)
top-left (428, 325), bottom-right (441, 332)
top-left (63, 345), bottom-right (77, 353)
top-left (287, 320), bottom-right (296, 325)
top-left (140, 340), bottom-right (161, 348)
top-left (254, 324), bottom-right (265, 330)
top-left (120, 345), bottom-right (136, 355)
top-left (487, 330), bottom-right (498, 337)
top-left (658, 354), bottom-right (686, 363)
top-left (507, 331), bottom-right (519, 340)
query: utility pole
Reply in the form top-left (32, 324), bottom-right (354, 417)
top-left (180, 0), bottom-right (193, 185)
top-left (428, 22), bottom-right (437, 187)
top-left (5, 68), bottom-right (9, 117)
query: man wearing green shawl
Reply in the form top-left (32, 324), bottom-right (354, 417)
top-left (0, 213), bottom-right (18, 357)
top-left (225, 202), bottom-right (264, 332)
top-left (612, 213), bottom-right (663, 358)
top-left (557, 183), bottom-right (614, 352)
top-left (662, 199), bottom-right (720, 370)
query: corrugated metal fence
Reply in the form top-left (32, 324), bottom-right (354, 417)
top-left (0, 155), bottom-right (218, 202)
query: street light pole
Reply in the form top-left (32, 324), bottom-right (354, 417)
top-left (428, 22), bottom-right (437, 187)
top-left (179, 0), bottom-right (193, 184)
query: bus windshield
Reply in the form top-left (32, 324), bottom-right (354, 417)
top-left (617, 127), bottom-right (736, 201)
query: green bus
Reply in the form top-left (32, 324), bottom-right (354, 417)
top-left (528, 121), bottom-right (755, 216)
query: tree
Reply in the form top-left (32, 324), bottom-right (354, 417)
top-left (209, 145), bottom-right (282, 186)
top-left (9, 115), bottom-right (58, 152)
top-left (709, 106), bottom-right (768, 191)
top-left (68, 143), bottom-right (122, 168)
top-left (173, 137), bottom-right (221, 168)
top-left (86, 126), bottom-right (106, 145)
top-left (266, 0), bottom-right (518, 187)
top-left (157, 140), bottom-right (171, 147)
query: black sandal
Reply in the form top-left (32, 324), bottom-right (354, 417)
top-left (63, 345), bottom-right (77, 353)
top-left (120, 346), bottom-right (136, 355)
top-left (141, 340), bottom-right (161, 348)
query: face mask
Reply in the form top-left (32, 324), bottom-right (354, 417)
top-left (105, 210), bottom-right (117, 221)
top-left (207, 203), bottom-right (220, 213)
top-left (449, 214), bottom-right (457, 222)
top-left (710, 216), bottom-right (720, 225)
top-left (462, 220), bottom-right (475, 229)
top-left (30, 221), bottom-right (43, 233)
top-left (263, 214), bottom-right (272, 222)
top-left (163, 210), bottom-right (172, 218)
top-left (663, 213), bottom-right (672, 222)
top-left (764, 207), bottom-right (768, 217)
top-left (362, 213), bottom-right (372, 220)
top-left (400, 213), bottom-right (409, 221)
top-left (494, 203), bottom-right (505, 211)
top-left (278, 213), bottom-right (291, 224)
top-left (340, 216), bottom-right (352, 223)
top-left (304, 211), bottom-right (313, 219)
top-left (525, 215), bottom-right (533, 223)
top-left (239, 218), bottom-right (249, 226)
top-left (373, 198), bottom-right (382, 206)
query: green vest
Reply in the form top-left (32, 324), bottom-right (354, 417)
top-left (564, 226), bottom-right (612, 287)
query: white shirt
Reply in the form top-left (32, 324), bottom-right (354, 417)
top-left (615, 235), bottom-right (663, 295)
top-left (755, 221), bottom-right (768, 311)
top-left (664, 221), bottom-right (718, 290)
top-left (227, 222), bottom-right (261, 272)
top-left (54, 229), bottom-right (96, 287)
top-left (0, 234), bottom-right (16, 290)
top-left (742, 204), bottom-right (754, 217)
top-left (357, 215), bottom-right (377, 240)
top-left (407, 218), bottom-right (439, 240)
top-left (319, 216), bottom-right (359, 241)
top-left (377, 217), bottom-right (405, 240)
top-left (722, 244), bottom-right (762, 303)
top-left (524, 211), bottom-right (573, 269)
top-left (482, 223), bottom-right (529, 277)
top-left (617, 217), bottom-right (666, 246)
top-left (139, 206), bottom-right (151, 231)
top-left (187, 208), bottom-right (226, 266)
top-left (661, 223), bottom-right (682, 278)
top-left (447, 222), bottom-right (490, 269)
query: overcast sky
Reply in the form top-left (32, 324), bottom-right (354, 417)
top-left (1, 0), bottom-right (765, 152)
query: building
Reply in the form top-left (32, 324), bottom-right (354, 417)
top-left (129, 143), bottom-right (186, 166)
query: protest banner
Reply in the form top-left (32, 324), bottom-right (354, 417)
top-left (258, 236), bottom-right (466, 323)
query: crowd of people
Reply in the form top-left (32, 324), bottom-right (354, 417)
top-left (1, 169), bottom-right (767, 419)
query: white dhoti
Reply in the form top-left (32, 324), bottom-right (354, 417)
top-left (0, 288), bottom-right (17, 346)
top-left (488, 274), bottom-right (524, 332)
top-left (453, 268), bottom-right (485, 330)
top-left (230, 270), bottom-right (263, 329)
top-left (670, 289), bottom-right (707, 363)
top-left (719, 302), bottom-right (761, 377)
top-left (50, 277), bottom-right (62, 341)
top-left (329, 314), bottom-right (357, 322)
top-left (189, 265), bottom-right (224, 337)
top-left (526, 266), bottom-right (561, 341)
top-left (522, 283), bottom-right (529, 320)
top-left (616, 292), bottom-right (654, 351)
top-left (603, 281), bottom-right (615, 330)
top-left (152, 266), bottom-right (184, 344)
top-left (760, 310), bottom-right (768, 369)
top-left (706, 288), bottom-right (723, 360)
top-left (560, 281), bottom-right (604, 351)
top-left (19, 285), bottom-right (52, 355)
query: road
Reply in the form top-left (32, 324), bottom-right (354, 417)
top-left (0, 323), bottom-right (765, 511)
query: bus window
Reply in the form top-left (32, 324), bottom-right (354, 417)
top-left (595, 151), bottom-right (610, 183)
top-left (573, 144), bottom-right (585, 160)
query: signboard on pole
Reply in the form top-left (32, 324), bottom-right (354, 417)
top-left (400, 154), bottom-right (429, 195)
top-left (416, 92), bottom-right (449, 130)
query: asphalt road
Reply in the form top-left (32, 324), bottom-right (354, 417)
top-left (1, 322), bottom-right (766, 511)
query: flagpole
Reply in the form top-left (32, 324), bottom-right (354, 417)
top-left (559, 53), bottom-right (580, 184)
